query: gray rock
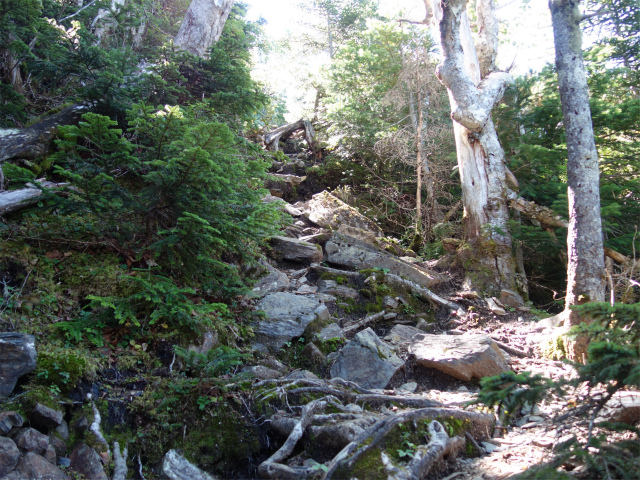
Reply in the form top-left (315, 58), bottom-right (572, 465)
top-left (0, 436), bottom-right (20, 477)
top-left (241, 366), bottom-right (282, 381)
top-left (284, 370), bottom-right (319, 381)
top-left (54, 419), bottom-right (69, 441)
top-left (314, 323), bottom-right (345, 342)
top-left (325, 233), bottom-right (443, 289)
top-left (31, 403), bottom-right (63, 430)
top-left (330, 328), bottom-right (404, 389)
top-left (337, 225), bottom-right (378, 245)
top-left (13, 428), bottom-right (49, 455)
top-left (49, 436), bottom-right (67, 457)
top-left (268, 236), bottom-right (323, 264)
top-left (252, 262), bottom-right (289, 297)
top-left (71, 416), bottom-right (88, 434)
top-left (416, 318), bottom-right (432, 332)
top-left (305, 191), bottom-right (383, 236)
top-left (301, 343), bottom-right (326, 368)
top-left (58, 457), bottom-right (71, 468)
top-left (317, 280), bottom-right (359, 299)
top-left (486, 297), bottom-right (507, 315)
top-left (162, 449), bottom-right (217, 480)
top-left (481, 441), bottom-right (498, 453)
top-left (16, 452), bottom-right (69, 480)
top-left (0, 412), bottom-right (23, 436)
top-left (383, 296), bottom-right (399, 310)
top-left (384, 325), bottom-right (425, 345)
top-left (296, 284), bottom-right (318, 293)
top-left (254, 293), bottom-right (330, 352)
top-left (44, 444), bottom-right (57, 464)
top-left (409, 334), bottom-right (511, 382)
top-left (0, 333), bottom-right (37, 397)
top-left (1, 471), bottom-right (29, 480)
top-left (500, 289), bottom-right (525, 308)
top-left (398, 382), bottom-right (418, 393)
top-left (69, 444), bottom-right (107, 480)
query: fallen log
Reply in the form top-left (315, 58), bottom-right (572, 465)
top-left (0, 180), bottom-right (69, 215)
top-left (383, 272), bottom-right (464, 315)
top-left (342, 311), bottom-right (386, 338)
top-left (264, 119), bottom-right (315, 152)
top-left (507, 189), bottom-right (568, 229)
top-left (0, 104), bottom-right (89, 163)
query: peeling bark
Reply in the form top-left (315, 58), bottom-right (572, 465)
top-left (549, 0), bottom-right (606, 327)
top-left (174, 0), bottom-right (235, 58)
top-left (0, 181), bottom-right (69, 215)
top-left (428, 0), bottom-right (517, 294)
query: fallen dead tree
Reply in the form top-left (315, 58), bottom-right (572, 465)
top-left (264, 119), bottom-right (315, 152)
top-left (382, 272), bottom-right (464, 315)
top-left (0, 105), bottom-right (88, 164)
top-left (0, 180), bottom-right (69, 215)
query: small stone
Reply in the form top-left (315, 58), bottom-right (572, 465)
top-left (383, 313), bottom-right (397, 320)
top-left (58, 457), bottom-right (71, 468)
top-left (31, 403), bottom-right (64, 430)
top-left (456, 386), bottom-right (469, 393)
top-left (49, 436), bottom-right (67, 457)
top-left (301, 343), bottom-right (326, 368)
top-left (71, 417), bottom-right (88, 434)
top-left (241, 366), bottom-right (282, 381)
top-left (54, 419), bottom-right (69, 441)
top-left (416, 319), bottom-right (431, 332)
top-left (0, 412), bottom-right (24, 436)
top-left (284, 370), bottom-right (319, 381)
top-left (0, 436), bottom-right (20, 477)
top-left (343, 404), bottom-right (363, 414)
top-left (44, 444), bottom-right (57, 464)
top-left (314, 323), bottom-right (345, 342)
top-left (297, 284), bottom-right (318, 293)
top-left (486, 298), bottom-right (507, 316)
top-left (532, 438), bottom-right (553, 449)
top-left (481, 441), bottom-right (498, 453)
top-left (383, 296), bottom-right (399, 310)
top-left (398, 382), bottom-right (418, 393)
top-left (499, 289), bottom-right (525, 308)
top-left (527, 415), bottom-right (544, 422)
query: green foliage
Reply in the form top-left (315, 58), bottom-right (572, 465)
top-left (35, 345), bottom-right (97, 393)
top-left (174, 345), bottom-right (247, 377)
top-left (477, 302), bottom-right (640, 478)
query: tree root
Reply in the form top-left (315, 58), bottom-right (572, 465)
top-left (112, 441), bottom-right (128, 480)
top-left (342, 311), bottom-right (386, 338)
top-left (384, 273), bottom-right (464, 315)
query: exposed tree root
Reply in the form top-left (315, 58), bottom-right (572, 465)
top-left (342, 311), bottom-right (387, 338)
top-left (383, 272), bottom-right (464, 315)
top-left (264, 119), bottom-right (316, 152)
top-left (112, 441), bottom-right (128, 480)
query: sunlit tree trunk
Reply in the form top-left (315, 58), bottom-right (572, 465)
top-left (428, 0), bottom-right (517, 294)
top-left (549, 0), bottom-right (605, 331)
top-left (174, 0), bottom-right (235, 58)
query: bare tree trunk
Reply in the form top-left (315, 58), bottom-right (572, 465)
top-left (429, 0), bottom-right (517, 294)
top-left (550, 0), bottom-right (605, 330)
top-left (174, 0), bottom-right (235, 58)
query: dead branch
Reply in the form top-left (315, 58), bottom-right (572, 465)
top-left (342, 311), bottom-right (386, 338)
top-left (0, 180), bottom-right (69, 215)
top-left (383, 272), bottom-right (464, 315)
top-left (264, 119), bottom-right (316, 152)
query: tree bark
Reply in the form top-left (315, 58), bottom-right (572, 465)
top-left (0, 105), bottom-right (89, 163)
top-left (264, 119), bottom-right (316, 152)
top-left (429, 0), bottom-right (517, 294)
top-left (174, 0), bottom-right (235, 58)
top-left (549, 0), bottom-right (605, 327)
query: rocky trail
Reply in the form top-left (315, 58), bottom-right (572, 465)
top-left (0, 150), bottom-right (638, 479)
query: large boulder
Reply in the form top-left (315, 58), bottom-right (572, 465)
top-left (13, 428), bottom-right (49, 455)
top-left (268, 236), bottom-right (323, 264)
top-left (16, 452), bottom-right (69, 480)
top-left (0, 333), bottom-right (37, 397)
top-left (254, 293), bottom-right (331, 352)
top-left (325, 233), bottom-right (443, 289)
top-left (163, 449), bottom-right (217, 480)
top-left (408, 334), bottom-right (511, 382)
top-left (0, 436), bottom-right (20, 477)
top-left (330, 328), bottom-right (404, 389)
top-left (305, 191), bottom-right (383, 236)
top-left (69, 444), bottom-right (107, 480)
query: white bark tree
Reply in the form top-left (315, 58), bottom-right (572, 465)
top-left (174, 0), bottom-right (235, 58)
top-left (426, 0), bottom-right (517, 294)
top-left (549, 0), bottom-right (605, 327)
